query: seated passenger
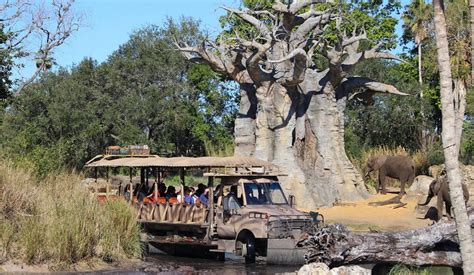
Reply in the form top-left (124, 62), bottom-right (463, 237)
top-left (213, 184), bottom-right (222, 202)
top-left (245, 186), bottom-right (258, 204)
top-left (124, 184), bottom-right (131, 201)
top-left (223, 186), bottom-right (240, 210)
top-left (165, 186), bottom-right (177, 200)
top-left (184, 187), bottom-right (195, 205)
top-left (199, 188), bottom-right (209, 207)
top-left (195, 183), bottom-right (206, 197)
top-left (158, 183), bottom-right (166, 196)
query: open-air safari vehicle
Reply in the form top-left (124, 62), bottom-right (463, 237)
top-left (85, 148), bottom-right (324, 264)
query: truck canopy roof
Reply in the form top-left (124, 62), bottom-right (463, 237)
top-left (85, 154), bottom-right (280, 170)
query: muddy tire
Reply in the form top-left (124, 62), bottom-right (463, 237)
top-left (237, 234), bottom-right (256, 264)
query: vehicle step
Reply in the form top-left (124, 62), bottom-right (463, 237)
top-left (208, 249), bottom-right (225, 253)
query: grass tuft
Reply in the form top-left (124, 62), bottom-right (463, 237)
top-left (388, 264), bottom-right (432, 275)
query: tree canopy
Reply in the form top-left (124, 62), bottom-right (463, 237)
top-left (0, 18), bottom-right (237, 177)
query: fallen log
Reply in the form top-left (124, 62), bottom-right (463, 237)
top-left (297, 208), bottom-right (474, 267)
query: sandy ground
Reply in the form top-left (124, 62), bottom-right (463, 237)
top-left (308, 193), bottom-right (433, 232)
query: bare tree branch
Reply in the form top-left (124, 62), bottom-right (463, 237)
top-left (267, 48), bottom-right (308, 85)
top-left (242, 41), bottom-right (272, 83)
top-left (273, 0), bottom-right (333, 14)
top-left (174, 41), bottom-right (231, 75)
top-left (341, 77), bottom-right (409, 99)
top-left (289, 0), bottom-right (333, 14)
top-left (291, 12), bottom-right (333, 44)
top-left (221, 6), bottom-right (272, 39)
top-left (342, 48), bottom-right (404, 72)
top-left (2, 0), bottom-right (82, 95)
top-left (298, 9), bottom-right (324, 21)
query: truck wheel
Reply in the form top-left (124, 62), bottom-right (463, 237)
top-left (237, 234), bottom-right (256, 264)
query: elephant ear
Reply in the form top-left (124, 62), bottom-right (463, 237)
top-left (373, 155), bottom-right (388, 170)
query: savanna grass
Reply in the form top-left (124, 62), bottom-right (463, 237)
top-left (0, 158), bottom-right (141, 267)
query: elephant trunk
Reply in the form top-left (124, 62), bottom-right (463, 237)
top-left (363, 167), bottom-right (372, 180)
top-left (418, 194), bottom-right (433, 206)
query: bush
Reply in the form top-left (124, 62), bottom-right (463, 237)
top-left (0, 158), bottom-right (142, 267)
top-left (388, 264), bottom-right (432, 275)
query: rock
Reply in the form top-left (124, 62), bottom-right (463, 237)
top-left (428, 164), bottom-right (444, 178)
top-left (298, 263), bottom-right (330, 275)
top-left (175, 265), bottom-right (195, 273)
top-left (329, 265), bottom-right (372, 275)
top-left (298, 264), bottom-right (373, 275)
top-left (407, 175), bottom-right (434, 197)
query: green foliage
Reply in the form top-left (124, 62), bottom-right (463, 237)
top-left (461, 120), bottom-right (474, 164)
top-left (163, 175), bottom-right (205, 187)
top-left (1, 18), bottom-right (237, 175)
top-left (401, 0), bottom-right (432, 46)
top-left (345, 59), bottom-right (433, 156)
top-left (388, 264), bottom-right (432, 275)
top-left (0, 24), bottom-right (14, 99)
top-left (323, 1), bottom-right (401, 50)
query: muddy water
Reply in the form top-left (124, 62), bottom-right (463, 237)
top-left (98, 254), bottom-right (300, 274)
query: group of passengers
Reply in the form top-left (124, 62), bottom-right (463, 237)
top-left (125, 181), bottom-right (211, 207)
top-left (178, 184), bottom-right (210, 207)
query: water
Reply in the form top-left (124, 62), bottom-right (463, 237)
top-left (97, 254), bottom-right (300, 274)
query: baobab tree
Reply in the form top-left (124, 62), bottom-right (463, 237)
top-left (177, 0), bottom-right (406, 208)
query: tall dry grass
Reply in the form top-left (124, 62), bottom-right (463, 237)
top-left (0, 158), bottom-right (141, 267)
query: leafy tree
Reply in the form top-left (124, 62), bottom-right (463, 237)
top-left (1, 19), bottom-right (237, 176)
top-left (402, 0), bottom-right (432, 87)
top-left (345, 58), bottom-right (437, 159)
top-left (0, 25), bottom-right (13, 100)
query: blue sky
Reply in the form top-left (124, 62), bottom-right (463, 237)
top-left (16, 0), bottom-right (410, 79)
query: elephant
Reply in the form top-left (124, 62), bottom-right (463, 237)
top-left (364, 155), bottom-right (415, 195)
top-left (418, 171), bottom-right (469, 221)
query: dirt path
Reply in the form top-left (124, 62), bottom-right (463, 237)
top-left (303, 194), bottom-right (432, 232)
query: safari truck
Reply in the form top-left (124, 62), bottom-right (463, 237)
top-left (85, 152), bottom-right (323, 264)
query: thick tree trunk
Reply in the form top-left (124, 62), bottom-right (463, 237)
top-left (234, 83), bottom-right (257, 157)
top-left (453, 79), bottom-right (466, 154)
top-left (297, 210), bottom-right (474, 267)
top-left (239, 69), bottom-right (368, 209)
top-left (433, 0), bottom-right (474, 273)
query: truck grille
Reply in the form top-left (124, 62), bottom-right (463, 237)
top-left (267, 216), bottom-right (316, 239)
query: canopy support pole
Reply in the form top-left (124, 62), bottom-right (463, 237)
top-left (180, 168), bottom-right (185, 200)
top-left (129, 167), bottom-right (133, 205)
top-left (106, 167), bottom-right (110, 200)
top-left (207, 175), bottom-right (214, 243)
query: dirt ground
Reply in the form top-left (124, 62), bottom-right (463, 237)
top-left (305, 193), bottom-right (433, 232)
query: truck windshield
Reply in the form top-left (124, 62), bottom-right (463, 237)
top-left (243, 182), bottom-right (288, 205)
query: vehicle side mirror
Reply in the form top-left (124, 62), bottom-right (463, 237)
top-left (289, 195), bottom-right (296, 208)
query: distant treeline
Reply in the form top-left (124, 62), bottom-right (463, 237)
top-left (0, 19), bottom-right (237, 177)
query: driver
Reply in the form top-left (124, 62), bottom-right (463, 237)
top-left (245, 185), bottom-right (259, 204)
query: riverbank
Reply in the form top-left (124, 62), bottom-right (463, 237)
top-left (0, 258), bottom-right (146, 273)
